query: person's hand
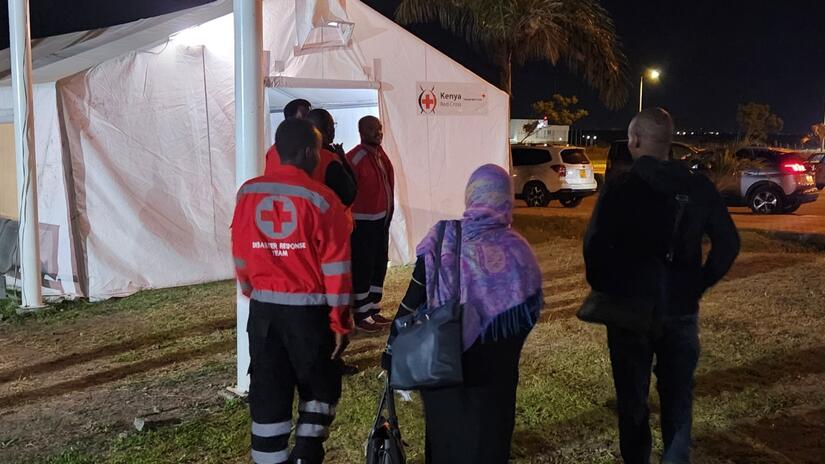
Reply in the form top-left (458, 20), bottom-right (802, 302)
top-left (331, 333), bottom-right (350, 360)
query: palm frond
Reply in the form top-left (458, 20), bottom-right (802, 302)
top-left (513, 0), bottom-right (630, 109)
top-left (395, 0), bottom-right (630, 107)
top-left (396, 0), bottom-right (485, 49)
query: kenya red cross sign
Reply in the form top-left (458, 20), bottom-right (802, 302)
top-left (418, 86), bottom-right (437, 113)
top-left (416, 82), bottom-right (488, 116)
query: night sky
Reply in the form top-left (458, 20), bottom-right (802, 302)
top-left (2, 0), bottom-right (824, 133)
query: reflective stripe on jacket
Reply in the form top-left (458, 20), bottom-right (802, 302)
top-left (346, 144), bottom-right (395, 221)
top-left (232, 164), bottom-right (354, 334)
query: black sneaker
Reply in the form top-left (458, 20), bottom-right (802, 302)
top-left (355, 317), bottom-right (383, 333)
top-left (341, 363), bottom-right (359, 376)
top-left (371, 314), bottom-right (393, 326)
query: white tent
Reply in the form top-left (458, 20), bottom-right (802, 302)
top-left (0, 0), bottom-right (510, 301)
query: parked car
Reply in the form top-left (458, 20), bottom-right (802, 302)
top-left (605, 140), bottom-right (712, 179)
top-left (804, 152), bottom-right (825, 190)
top-left (605, 141), bottom-right (816, 214)
top-left (720, 148), bottom-right (818, 214)
top-left (511, 144), bottom-right (598, 208)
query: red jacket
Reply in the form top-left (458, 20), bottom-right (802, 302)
top-left (232, 164), bottom-right (354, 334)
top-left (265, 145), bottom-right (337, 182)
top-left (347, 144), bottom-right (395, 222)
top-left (312, 148), bottom-right (337, 183)
top-left (264, 144), bottom-right (280, 176)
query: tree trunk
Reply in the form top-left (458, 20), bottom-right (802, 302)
top-left (497, 50), bottom-right (513, 117)
top-left (500, 62), bottom-right (512, 96)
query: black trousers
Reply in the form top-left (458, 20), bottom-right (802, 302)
top-left (247, 300), bottom-right (342, 464)
top-left (351, 219), bottom-right (390, 321)
top-left (421, 334), bottom-right (527, 464)
top-left (607, 316), bottom-right (700, 464)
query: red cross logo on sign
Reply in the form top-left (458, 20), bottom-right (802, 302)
top-left (418, 87), bottom-right (437, 114)
top-left (255, 195), bottom-right (297, 239)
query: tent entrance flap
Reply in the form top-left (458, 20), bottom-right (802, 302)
top-left (265, 84), bottom-right (379, 151)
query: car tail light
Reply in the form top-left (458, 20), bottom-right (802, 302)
top-left (782, 162), bottom-right (807, 173)
top-left (551, 165), bottom-right (567, 177)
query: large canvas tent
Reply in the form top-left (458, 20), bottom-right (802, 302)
top-left (0, 0), bottom-right (509, 301)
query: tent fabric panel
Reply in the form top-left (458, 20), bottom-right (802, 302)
top-left (266, 0), bottom-right (510, 264)
top-left (0, 83), bottom-right (80, 297)
top-left (56, 44), bottom-right (234, 299)
top-left (0, 0), bottom-right (232, 84)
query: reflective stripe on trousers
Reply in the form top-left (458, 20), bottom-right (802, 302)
top-left (252, 449), bottom-right (289, 464)
top-left (299, 400), bottom-right (337, 416)
top-left (251, 420), bottom-right (291, 464)
top-left (296, 423), bottom-right (330, 438)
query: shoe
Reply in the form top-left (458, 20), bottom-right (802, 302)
top-left (371, 314), bottom-right (393, 326)
top-left (341, 363), bottom-right (359, 376)
top-left (355, 317), bottom-right (385, 333)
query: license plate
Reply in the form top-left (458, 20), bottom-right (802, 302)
top-left (579, 169), bottom-right (587, 178)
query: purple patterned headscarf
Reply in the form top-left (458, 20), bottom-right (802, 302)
top-left (416, 164), bottom-right (543, 350)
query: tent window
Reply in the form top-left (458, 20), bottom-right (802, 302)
top-left (0, 124), bottom-right (18, 220)
top-left (294, 0), bottom-right (354, 55)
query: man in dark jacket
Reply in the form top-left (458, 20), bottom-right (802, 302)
top-left (306, 109), bottom-right (357, 206)
top-left (583, 108), bottom-right (740, 464)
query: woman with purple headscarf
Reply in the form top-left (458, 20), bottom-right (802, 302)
top-left (383, 164), bottom-right (543, 463)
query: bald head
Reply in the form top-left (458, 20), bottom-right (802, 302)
top-left (359, 115), bottom-right (383, 147)
top-left (628, 107), bottom-right (674, 161)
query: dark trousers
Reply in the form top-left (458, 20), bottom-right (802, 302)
top-left (351, 219), bottom-right (390, 321)
top-left (607, 315), bottom-right (700, 464)
top-left (247, 300), bottom-right (342, 464)
top-left (421, 334), bottom-right (527, 464)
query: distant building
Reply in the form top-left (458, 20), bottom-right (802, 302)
top-left (510, 119), bottom-right (570, 144)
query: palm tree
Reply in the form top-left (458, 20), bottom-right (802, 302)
top-left (395, 0), bottom-right (630, 109)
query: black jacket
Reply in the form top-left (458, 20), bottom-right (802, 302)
top-left (324, 143), bottom-right (357, 206)
top-left (584, 156), bottom-right (740, 317)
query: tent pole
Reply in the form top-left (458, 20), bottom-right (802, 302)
top-left (8, 0), bottom-right (44, 310)
top-left (232, 0), bottom-right (264, 394)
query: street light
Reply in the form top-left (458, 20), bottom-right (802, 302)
top-left (639, 68), bottom-right (661, 112)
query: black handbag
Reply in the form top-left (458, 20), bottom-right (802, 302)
top-left (365, 378), bottom-right (406, 464)
top-left (576, 290), bottom-right (656, 334)
top-left (577, 193), bottom-right (691, 334)
top-left (389, 221), bottom-right (463, 390)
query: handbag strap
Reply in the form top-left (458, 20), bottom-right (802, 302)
top-left (430, 220), bottom-right (462, 297)
top-left (430, 221), bottom-right (448, 295)
top-left (371, 378), bottom-right (388, 430)
top-left (665, 194), bottom-right (690, 264)
top-left (384, 378), bottom-right (400, 428)
top-left (453, 220), bottom-right (462, 296)
top-left (371, 377), bottom-right (399, 430)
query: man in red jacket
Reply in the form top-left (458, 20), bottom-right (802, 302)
top-left (347, 115), bottom-right (395, 332)
top-left (233, 118), bottom-right (352, 464)
top-left (265, 99), bottom-right (312, 175)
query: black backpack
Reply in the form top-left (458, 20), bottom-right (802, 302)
top-left (365, 378), bottom-right (406, 464)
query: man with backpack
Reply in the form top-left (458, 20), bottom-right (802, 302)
top-left (583, 108), bottom-right (740, 464)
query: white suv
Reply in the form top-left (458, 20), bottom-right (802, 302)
top-left (511, 144), bottom-right (598, 208)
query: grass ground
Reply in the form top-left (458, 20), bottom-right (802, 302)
top-left (2, 215), bottom-right (825, 463)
